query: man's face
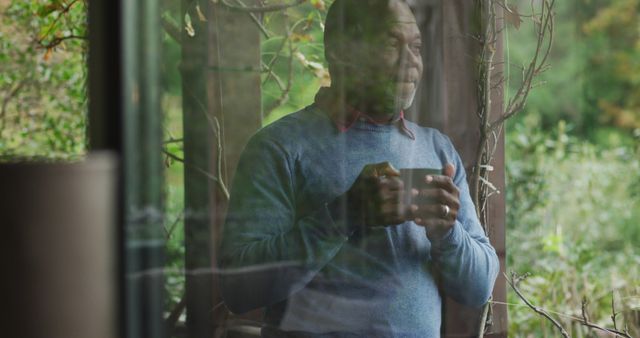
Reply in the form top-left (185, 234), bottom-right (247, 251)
top-left (337, 0), bottom-right (424, 112)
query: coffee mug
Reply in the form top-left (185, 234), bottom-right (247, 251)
top-left (399, 168), bottom-right (444, 215)
top-left (399, 168), bottom-right (443, 191)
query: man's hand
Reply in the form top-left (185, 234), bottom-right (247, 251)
top-left (412, 163), bottom-right (460, 240)
top-left (338, 162), bottom-right (413, 227)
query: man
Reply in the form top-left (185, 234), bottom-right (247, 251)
top-left (219, 0), bottom-right (499, 336)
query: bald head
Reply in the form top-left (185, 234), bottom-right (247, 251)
top-left (324, 0), bottom-right (394, 61)
top-left (323, 0), bottom-right (423, 113)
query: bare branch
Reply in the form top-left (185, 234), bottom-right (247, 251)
top-left (581, 297), bottom-right (590, 324)
top-left (162, 148), bottom-right (230, 200)
top-left (164, 210), bottom-right (184, 239)
top-left (262, 61), bottom-right (287, 91)
top-left (507, 273), bottom-right (635, 338)
top-left (227, 0), bottom-right (272, 38)
top-left (262, 35), bottom-right (291, 86)
top-left (262, 16), bottom-right (309, 87)
top-left (506, 272), bottom-right (571, 338)
top-left (611, 292), bottom-right (620, 336)
top-left (266, 36), bottom-right (295, 115)
top-left (491, 0), bottom-right (555, 131)
top-left (477, 299), bottom-right (492, 337)
top-left (38, 34), bottom-right (87, 49)
top-left (576, 321), bottom-right (633, 338)
top-left (182, 85), bottom-right (231, 201)
top-left (578, 296), bottom-right (632, 338)
top-left (36, 0), bottom-right (82, 47)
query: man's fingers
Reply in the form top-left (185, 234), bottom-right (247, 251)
top-left (380, 189), bottom-right (402, 204)
top-left (357, 162), bottom-right (458, 228)
top-left (443, 163), bottom-right (456, 178)
top-left (379, 176), bottom-right (404, 191)
top-left (379, 202), bottom-right (411, 225)
top-left (413, 203), bottom-right (458, 220)
top-left (417, 188), bottom-right (460, 210)
top-left (424, 175), bottom-right (459, 196)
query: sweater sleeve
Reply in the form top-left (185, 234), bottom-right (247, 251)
top-left (219, 133), bottom-right (352, 314)
top-left (429, 136), bottom-right (500, 307)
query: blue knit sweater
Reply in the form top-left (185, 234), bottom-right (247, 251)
top-left (220, 104), bottom-right (500, 337)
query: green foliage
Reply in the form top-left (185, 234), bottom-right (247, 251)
top-left (0, 0), bottom-right (87, 160)
top-left (164, 168), bottom-right (186, 314)
top-left (505, 4), bottom-right (640, 334)
top-left (4, 0), bottom-right (638, 335)
top-left (261, 0), bottom-right (333, 125)
top-left (508, 0), bottom-right (640, 138)
top-left (506, 117), bottom-right (640, 336)
top-left (581, 0), bottom-right (640, 132)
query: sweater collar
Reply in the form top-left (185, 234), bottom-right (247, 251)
top-left (314, 87), bottom-right (416, 140)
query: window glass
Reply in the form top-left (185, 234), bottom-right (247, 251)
top-left (163, 1), bottom-right (502, 337)
top-left (3, 0), bottom-right (639, 337)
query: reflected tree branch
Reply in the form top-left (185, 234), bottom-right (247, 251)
top-left (229, 0), bottom-right (272, 38)
top-left (162, 148), bottom-right (230, 200)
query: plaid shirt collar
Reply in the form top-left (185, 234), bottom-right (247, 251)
top-left (314, 87), bottom-right (416, 140)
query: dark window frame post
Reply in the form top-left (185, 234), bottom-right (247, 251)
top-left (88, 0), bottom-right (165, 337)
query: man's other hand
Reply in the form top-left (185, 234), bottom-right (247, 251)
top-left (412, 163), bottom-right (461, 240)
top-left (343, 162), bottom-right (412, 227)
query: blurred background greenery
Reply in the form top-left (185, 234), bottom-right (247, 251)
top-left (0, 0), bottom-right (87, 159)
top-left (0, 0), bottom-right (638, 336)
top-left (505, 0), bottom-right (640, 335)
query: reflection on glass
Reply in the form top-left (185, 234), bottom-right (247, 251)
top-left (218, 1), bottom-right (499, 336)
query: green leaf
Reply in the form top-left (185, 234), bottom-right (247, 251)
top-left (184, 13), bottom-right (195, 37)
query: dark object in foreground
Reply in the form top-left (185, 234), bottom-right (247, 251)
top-left (0, 153), bottom-right (118, 338)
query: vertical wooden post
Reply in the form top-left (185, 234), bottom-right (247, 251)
top-left (182, 1), bottom-right (216, 337)
top-left (208, 0), bottom-right (264, 331)
top-left (484, 4), bottom-right (508, 334)
top-left (412, 1), bottom-right (508, 336)
top-left (182, 1), bottom-right (262, 337)
top-left (207, 0), bottom-right (263, 232)
top-left (89, 0), bottom-right (164, 335)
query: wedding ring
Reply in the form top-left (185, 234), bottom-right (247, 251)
top-left (443, 205), bottom-right (451, 217)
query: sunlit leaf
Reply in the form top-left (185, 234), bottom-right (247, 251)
top-left (184, 13), bottom-right (195, 37)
